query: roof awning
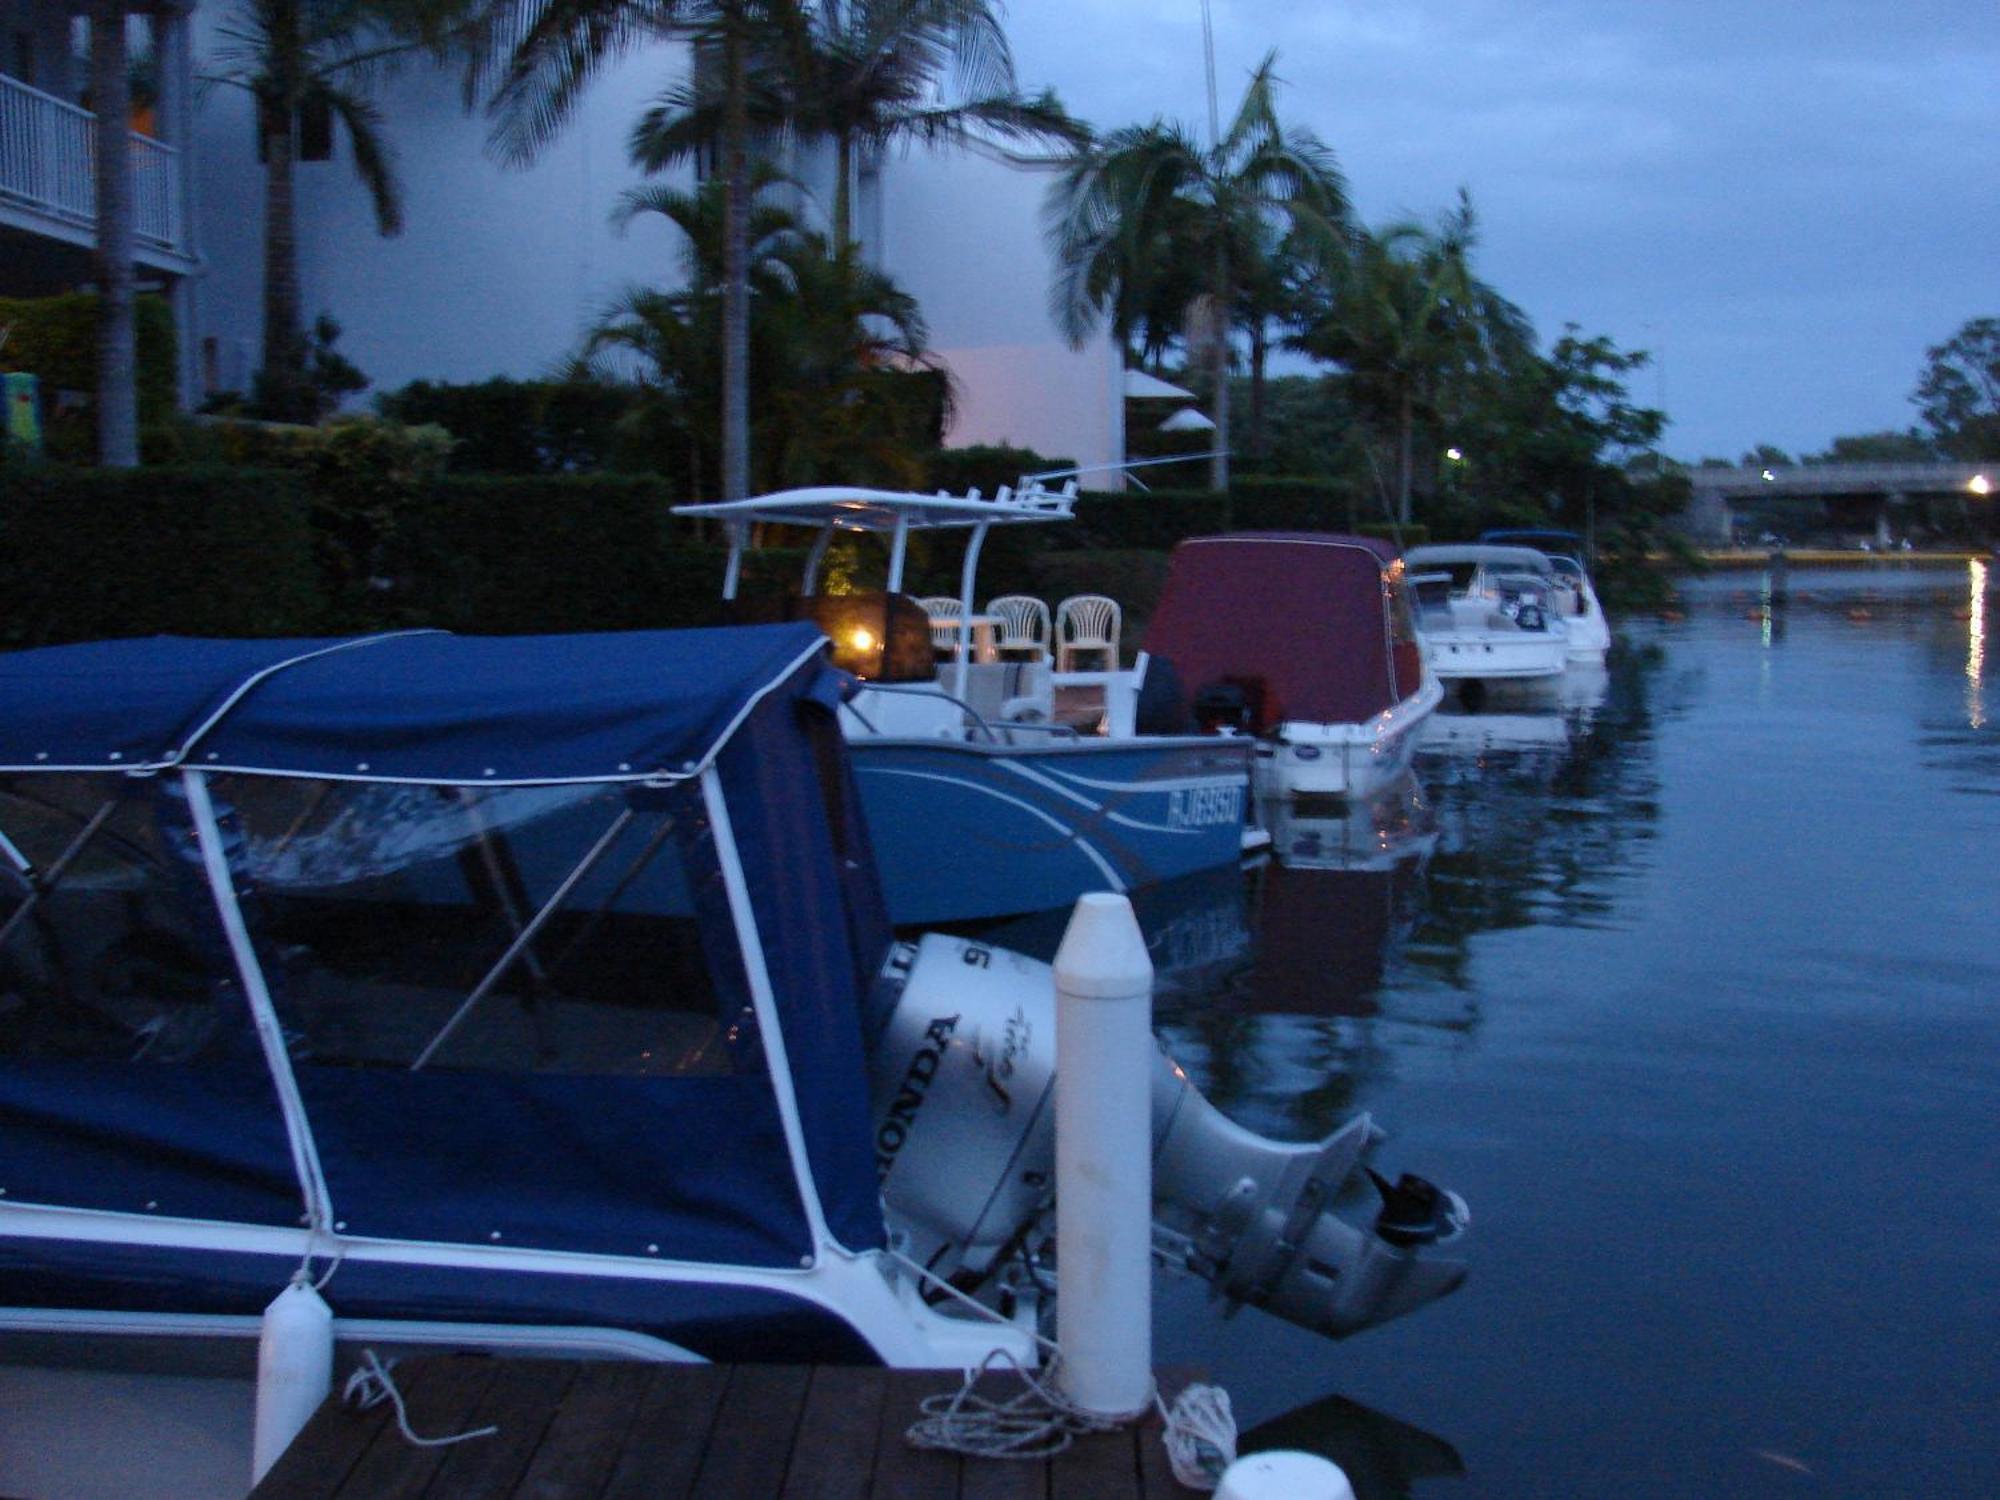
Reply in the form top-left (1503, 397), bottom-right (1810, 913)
top-left (1159, 406), bottom-right (1218, 433)
top-left (1123, 369), bottom-right (1198, 400)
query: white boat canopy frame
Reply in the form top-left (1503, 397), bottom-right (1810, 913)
top-left (675, 483), bottom-right (1082, 698)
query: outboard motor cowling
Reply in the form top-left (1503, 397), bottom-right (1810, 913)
top-left (869, 934), bottom-right (1469, 1341)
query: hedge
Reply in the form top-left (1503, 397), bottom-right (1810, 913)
top-left (389, 475), bottom-right (708, 633)
top-left (0, 461), bottom-right (1407, 652)
top-left (0, 466), bottom-right (321, 647)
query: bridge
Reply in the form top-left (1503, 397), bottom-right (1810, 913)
top-left (1681, 461), bottom-right (1995, 545)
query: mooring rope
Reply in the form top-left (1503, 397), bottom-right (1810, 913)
top-left (343, 1350), bottom-right (499, 1450)
top-left (883, 1247), bottom-right (1239, 1488)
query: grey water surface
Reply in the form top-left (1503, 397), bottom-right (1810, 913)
top-left (990, 560), bottom-right (1999, 1498)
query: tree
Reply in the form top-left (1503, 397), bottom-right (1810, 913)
top-left (204, 0), bottom-right (415, 421)
top-left (87, 0), bottom-right (137, 465)
top-left (630, 0), bottom-right (1079, 257)
top-left (1806, 430), bottom-right (1935, 464)
top-left (1911, 317), bottom-right (2000, 460)
top-left (580, 162), bottom-right (941, 491)
top-left (476, 0), bottom-right (800, 499)
top-left (1045, 51), bottom-right (1348, 490)
top-left (1294, 192), bottom-right (1530, 525)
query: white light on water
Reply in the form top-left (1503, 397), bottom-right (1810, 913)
top-left (1969, 560), bottom-right (1987, 729)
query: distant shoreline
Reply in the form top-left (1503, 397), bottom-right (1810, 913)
top-left (1687, 549), bottom-right (1989, 567)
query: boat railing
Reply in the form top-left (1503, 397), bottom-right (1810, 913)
top-left (843, 681), bottom-right (1081, 745)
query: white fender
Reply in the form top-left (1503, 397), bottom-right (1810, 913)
top-left (252, 1278), bottom-right (334, 1484)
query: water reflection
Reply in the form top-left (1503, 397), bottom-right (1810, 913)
top-left (1406, 655), bottom-right (1660, 980)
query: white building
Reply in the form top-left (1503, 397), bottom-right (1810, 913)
top-left (0, 5), bottom-right (1113, 476)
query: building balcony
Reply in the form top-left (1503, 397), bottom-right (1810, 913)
top-left (0, 68), bottom-right (192, 266)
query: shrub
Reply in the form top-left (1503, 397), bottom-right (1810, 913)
top-left (1229, 476), bottom-right (1365, 534)
top-left (925, 443), bottom-right (1074, 497)
top-left (1064, 487), bottom-right (1230, 552)
top-left (0, 466), bottom-right (320, 647)
top-left (377, 377), bottom-right (641, 475)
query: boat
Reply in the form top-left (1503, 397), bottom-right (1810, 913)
top-left (672, 484), bottom-right (1258, 926)
top-left (1479, 529), bottom-right (1614, 665)
top-left (0, 627), bottom-right (1468, 1478)
top-left (1403, 544), bottom-right (1572, 690)
top-left (1138, 533), bottom-right (1444, 801)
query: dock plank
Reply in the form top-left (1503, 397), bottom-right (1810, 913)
top-left (424, 1358), bottom-right (578, 1497)
top-left (866, 1368), bottom-right (968, 1499)
top-left (329, 1353), bottom-right (499, 1500)
top-left (248, 1355), bottom-right (429, 1500)
top-left (256, 1356), bottom-right (1180, 1498)
top-left (511, 1362), bottom-right (658, 1500)
top-left (780, 1363), bottom-right (892, 1500)
top-left (597, 1362), bottom-right (729, 1500)
top-left (1049, 1426), bottom-right (1140, 1500)
top-left (689, 1363), bottom-right (814, 1496)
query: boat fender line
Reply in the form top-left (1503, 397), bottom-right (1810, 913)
top-left (343, 1348), bottom-right (500, 1451)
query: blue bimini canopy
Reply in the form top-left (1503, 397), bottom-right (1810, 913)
top-left (0, 626), bottom-right (832, 784)
top-left (0, 623), bottom-right (891, 1292)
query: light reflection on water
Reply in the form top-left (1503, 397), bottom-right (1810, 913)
top-left (973, 563), bottom-right (1999, 1498)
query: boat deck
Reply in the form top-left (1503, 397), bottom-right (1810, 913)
top-left (249, 1355), bottom-right (1195, 1499)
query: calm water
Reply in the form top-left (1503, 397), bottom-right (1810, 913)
top-left (987, 560), bottom-right (1999, 1498)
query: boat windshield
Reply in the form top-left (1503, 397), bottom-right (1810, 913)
top-left (216, 774), bottom-right (762, 1077)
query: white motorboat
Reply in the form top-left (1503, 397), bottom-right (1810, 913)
top-left (1404, 544), bottom-right (1572, 688)
top-left (1139, 533), bottom-right (1445, 802)
top-left (673, 485), bottom-right (1259, 925)
top-left (1480, 530), bottom-right (1614, 665)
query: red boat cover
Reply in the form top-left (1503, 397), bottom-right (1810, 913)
top-left (1142, 533), bottom-right (1417, 729)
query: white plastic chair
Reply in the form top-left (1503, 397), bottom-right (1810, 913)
top-left (917, 596), bottom-right (963, 654)
top-left (985, 595), bottom-right (1051, 659)
top-left (1055, 594), bottom-right (1121, 672)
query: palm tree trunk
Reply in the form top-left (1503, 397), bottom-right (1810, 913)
top-left (1396, 389), bottom-right (1415, 526)
top-left (1209, 240), bottom-right (1229, 492)
top-left (257, 0), bottom-right (307, 422)
top-left (720, 6), bottom-right (750, 500)
top-left (261, 117), bottom-right (303, 417)
top-left (833, 133), bottom-right (852, 257)
top-left (88, 0), bottom-right (137, 466)
top-left (1248, 315), bottom-right (1268, 466)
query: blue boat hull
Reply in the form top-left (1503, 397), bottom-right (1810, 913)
top-left (852, 735), bottom-right (1255, 925)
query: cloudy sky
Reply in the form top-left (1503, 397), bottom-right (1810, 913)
top-left (1000, 0), bottom-right (1998, 463)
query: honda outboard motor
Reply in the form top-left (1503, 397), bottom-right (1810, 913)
top-left (868, 934), bottom-right (1468, 1340)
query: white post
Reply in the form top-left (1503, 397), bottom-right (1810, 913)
top-left (1053, 892), bottom-right (1154, 1418)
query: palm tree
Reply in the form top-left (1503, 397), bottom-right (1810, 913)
top-left (1294, 192), bottom-right (1531, 524)
top-left (783, 0), bottom-right (1081, 255)
top-left (475, 0), bottom-right (795, 500)
top-left (204, 0), bottom-right (415, 421)
top-left (617, 2), bottom-right (1078, 255)
top-left (1044, 51), bottom-right (1347, 490)
top-left (584, 160), bottom-right (940, 490)
top-left (86, 0), bottom-right (136, 464)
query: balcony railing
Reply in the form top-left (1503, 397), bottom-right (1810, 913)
top-left (0, 70), bottom-right (186, 255)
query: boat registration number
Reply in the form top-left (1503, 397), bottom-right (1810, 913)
top-left (1167, 784), bottom-right (1244, 829)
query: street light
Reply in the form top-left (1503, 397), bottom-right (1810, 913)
top-left (1970, 473), bottom-right (1992, 497)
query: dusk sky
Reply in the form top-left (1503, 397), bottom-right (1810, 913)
top-left (1001, 0), bottom-right (1998, 464)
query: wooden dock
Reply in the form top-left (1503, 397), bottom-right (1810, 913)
top-left (249, 1356), bottom-right (1198, 1498)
